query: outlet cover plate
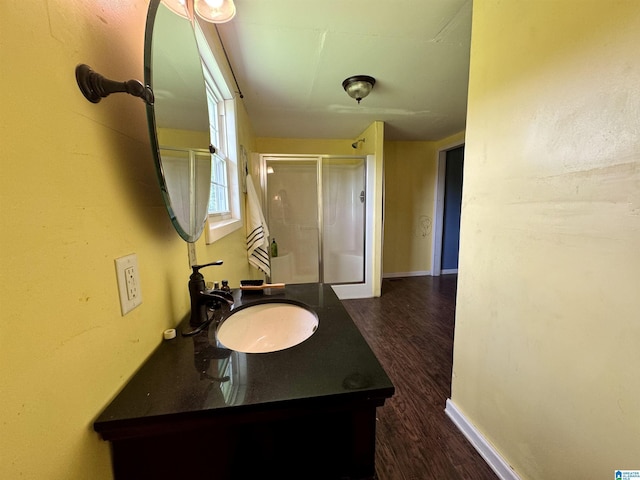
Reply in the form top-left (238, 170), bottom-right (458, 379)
top-left (115, 254), bottom-right (142, 315)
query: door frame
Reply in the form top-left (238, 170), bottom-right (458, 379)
top-left (431, 141), bottom-right (465, 276)
top-left (332, 154), bottom-right (375, 299)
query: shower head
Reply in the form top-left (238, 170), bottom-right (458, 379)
top-left (351, 138), bottom-right (365, 149)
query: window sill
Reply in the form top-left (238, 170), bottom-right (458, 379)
top-left (205, 217), bottom-right (242, 244)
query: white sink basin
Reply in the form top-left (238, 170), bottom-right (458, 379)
top-left (217, 302), bottom-right (319, 353)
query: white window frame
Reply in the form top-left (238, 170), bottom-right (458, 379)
top-left (209, 150), bottom-right (230, 217)
top-left (206, 98), bottom-right (241, 243)
top-left (194, 20), bottom-right (242, 244)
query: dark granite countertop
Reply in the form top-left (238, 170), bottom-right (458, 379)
top-left (94, 283), bottom-right (394, 439)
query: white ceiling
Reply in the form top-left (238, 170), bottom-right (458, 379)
top-left (214, 0), bottom-right (473, 141)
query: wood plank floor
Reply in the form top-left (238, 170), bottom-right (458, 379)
top-left (342, 275), bottom-right (498, 480)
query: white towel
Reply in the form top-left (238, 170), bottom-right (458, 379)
top-left (245, 174), bottom-right (271, 276)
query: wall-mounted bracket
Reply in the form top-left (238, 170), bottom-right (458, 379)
top-left (75, 64), bottom-right (154, 105)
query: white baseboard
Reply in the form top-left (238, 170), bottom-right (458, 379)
top-left (441, 268), bottom-right (458, 274)
top-left (445, 399), bottom-right (520, 480)
top-left (383, 270), bottom-right (431, 278)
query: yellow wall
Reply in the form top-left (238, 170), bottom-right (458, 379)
top-left (383, 131), bottom-right (464, 276)
top-left (156, 127), bottom-right (209, 148)
top-left (452, 1), bottom-right (640, 479)
top-left (0, 1), bottom-right (253, 478)
top-left (256, 137), bottom-right (356, 156)
top-left (356, 121), bottom-right (385, 296)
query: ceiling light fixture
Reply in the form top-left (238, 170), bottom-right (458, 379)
top-left (161, 0), bottom-right (236, 23)
top-left (342, 75), bottom-right (376, 104)
top-left (195, 0), bottom-right (236, 23)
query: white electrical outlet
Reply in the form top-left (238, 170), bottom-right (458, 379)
top-left (115, 254), bottom-right (142, 315)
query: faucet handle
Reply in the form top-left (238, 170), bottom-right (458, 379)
top-left (191, 260), bottom-right (223, 274)
top-left (190, 261), bottom-right (224, 281)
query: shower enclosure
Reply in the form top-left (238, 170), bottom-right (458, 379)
top-left (262, 155), bottom-right (369, 290)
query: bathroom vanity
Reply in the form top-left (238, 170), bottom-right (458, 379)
top-left (94, 284), bottom-right (394, 480)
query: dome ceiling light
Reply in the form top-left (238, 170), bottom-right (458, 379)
top-left (342, 75), bottom-right (376, 104)
top-left (161, 0), bottom-right (236, 23)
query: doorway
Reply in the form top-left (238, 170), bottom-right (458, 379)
top-left (432, 144), bottom-right (465, 275)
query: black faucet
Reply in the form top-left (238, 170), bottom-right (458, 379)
top-left (183, 261), bottom-right (234, 336)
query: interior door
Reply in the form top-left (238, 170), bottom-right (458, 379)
top-left (441, 145), bottom-right (464, 273)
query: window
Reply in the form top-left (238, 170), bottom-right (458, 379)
top-left (194, 19), bottom-right (242, 243)
top-left (209, 153), bottom-right (229, 215)
top-left (206, 86), bottom-right (229, 216)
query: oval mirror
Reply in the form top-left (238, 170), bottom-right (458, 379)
top-left (144, 1), bottom-right (212, 242)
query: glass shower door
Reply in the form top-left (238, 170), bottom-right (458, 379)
top-left (266, 158), bottom-right (320, 284)
top-left (265, 156), bottom-right (366, 285)
top-left (322, 158), bottom-right (366, 284)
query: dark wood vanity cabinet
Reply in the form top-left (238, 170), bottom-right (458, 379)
top-left (95, 285), bottom-right (394, 480)
top-left (104, 399), bottom-right (383, 479)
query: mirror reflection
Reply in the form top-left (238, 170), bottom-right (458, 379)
top-left (145, 1), bottom-right (212, 242)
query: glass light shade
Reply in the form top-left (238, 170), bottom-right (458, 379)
top-left (195, 0), bottom-right (236, 23)
top-left (342, 75), bottom-right (376, 104)
top-left (161, 0), bottom-right (190, 19)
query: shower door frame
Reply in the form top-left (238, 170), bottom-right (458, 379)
top-left (260, 154), bottom-right (374, 298)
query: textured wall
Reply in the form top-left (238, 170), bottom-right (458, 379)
top-left (452, 1), bottom-right (640, 478)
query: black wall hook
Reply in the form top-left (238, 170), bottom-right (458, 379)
top-left (75, 64), bottom-right (154, 105)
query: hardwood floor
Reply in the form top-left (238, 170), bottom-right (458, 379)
top-left (342, 275), bottom-right (498, 480)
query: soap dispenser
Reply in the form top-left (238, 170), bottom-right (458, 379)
top-left (270, 238), bottom-right (278, 258)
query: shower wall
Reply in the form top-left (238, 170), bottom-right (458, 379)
top-left (265, 156), bottom-right (365, 285)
